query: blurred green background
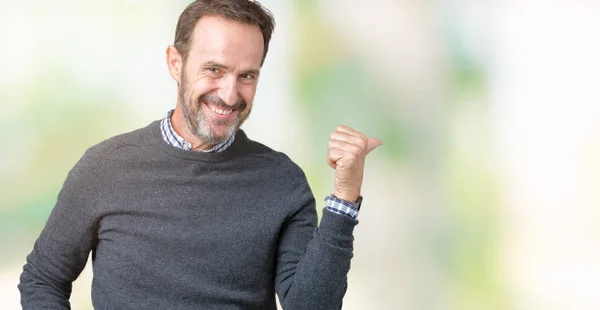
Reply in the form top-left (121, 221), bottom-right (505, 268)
top-left (2, 1), bottom-right (599, 309)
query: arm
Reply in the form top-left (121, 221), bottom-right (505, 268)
top-left (275, 187), bottom-right (356, 310)
top-left (275, 125), bottom-right (381, 310)
top-left (18, 151), bottom-right (100, 309)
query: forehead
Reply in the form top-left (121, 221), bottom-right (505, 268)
top-left (187, 15), bottom-right (264, 68)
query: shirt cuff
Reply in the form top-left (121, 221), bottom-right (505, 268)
top-left (325, 195), bottom-right (360, 220)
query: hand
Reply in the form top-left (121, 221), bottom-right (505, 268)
top-left (327, 125), bottom-right (382, 202)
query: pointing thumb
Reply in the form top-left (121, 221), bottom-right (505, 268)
top-left (366, 137), bottom-right (383, 154)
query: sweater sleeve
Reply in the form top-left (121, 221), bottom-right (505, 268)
top-left (18, 150), bottom-right (100, 309)
top-left (275, 171), bottom-right (358, 310)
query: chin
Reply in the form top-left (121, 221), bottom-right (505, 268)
top-left (195, 124), bottom-right (237, 145)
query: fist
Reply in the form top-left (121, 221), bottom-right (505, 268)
top-left (327, 125), bottom-right (382, 203)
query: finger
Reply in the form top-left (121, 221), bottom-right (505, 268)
top-left (336, 125), bottom-right (367, 141)
top-left (330, 131), bottom-right (366, 149)
top-left (327, 158), bottom-right (337, 169)
top-left (327, 147), bottom-right (344, 169)
top-left (328, 146), bottom-right (353, 169)
top-left (366, 137), bottom-right (383, 154)
top-left (328, 139), bottom-right (363, 155)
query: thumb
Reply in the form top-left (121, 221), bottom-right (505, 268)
top-left (366, 137), bottom-right (383, 154)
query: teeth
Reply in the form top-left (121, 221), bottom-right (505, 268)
top-left (209, 105), bottom-right (233, 115)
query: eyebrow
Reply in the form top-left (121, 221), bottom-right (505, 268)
top-left (199, 61), bottom-right (229, 72)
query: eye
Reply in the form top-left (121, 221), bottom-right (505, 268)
top-left (240, 73), bottom-right (256, 81)
top-left (205, 67), bottom-right (220, 74)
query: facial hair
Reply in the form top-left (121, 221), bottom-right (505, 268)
top-left (179, 74), bottom-right (251, 145)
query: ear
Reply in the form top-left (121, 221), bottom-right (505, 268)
top-left (166, 45), bottom-right (183, 85)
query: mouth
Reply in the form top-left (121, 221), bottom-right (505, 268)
top-left (203, 102), bottom-right (237, 118)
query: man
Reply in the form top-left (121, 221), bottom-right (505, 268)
top-left (18, 1), bottom-right (381, 309)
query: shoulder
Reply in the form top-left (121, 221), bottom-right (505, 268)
top-left (237, 130), bottom-right (306, 178)
top-left (68, 120), bottom-right (159, 178)
top-left (83, 120), bottom-right (160, 161)
top-left (237, 132), bottom-right (315, 211)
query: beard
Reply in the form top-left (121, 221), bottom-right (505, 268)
top-left (179, 74), bottom-right (251, 145)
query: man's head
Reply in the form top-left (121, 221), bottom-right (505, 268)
top-left (166, 0), bottom-right (275, 147)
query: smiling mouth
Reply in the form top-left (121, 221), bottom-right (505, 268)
top-left (205, 102), bottom-right (234, 116)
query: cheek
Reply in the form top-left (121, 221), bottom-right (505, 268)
top-left (188, 78), bottom-right (218, 100)
top-left (240, 86), bottom-right (257, 105)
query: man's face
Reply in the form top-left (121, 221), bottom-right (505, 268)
top-left (178, 16), bottom-right (264, 145)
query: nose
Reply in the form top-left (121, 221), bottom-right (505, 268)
top-left (217, 75), bottom-right (239, 106)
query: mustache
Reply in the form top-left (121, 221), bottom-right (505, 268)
top-left (198, 93), bottom-right (247, 111)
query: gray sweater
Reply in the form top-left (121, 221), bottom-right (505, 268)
top-left (19, 121), bottom-right (358, 310)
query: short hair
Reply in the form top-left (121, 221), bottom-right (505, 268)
top-left (174, 0), bottom-right (275, 66)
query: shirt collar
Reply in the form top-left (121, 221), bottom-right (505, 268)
top-left (160, 109), bottom-right (235, 153)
